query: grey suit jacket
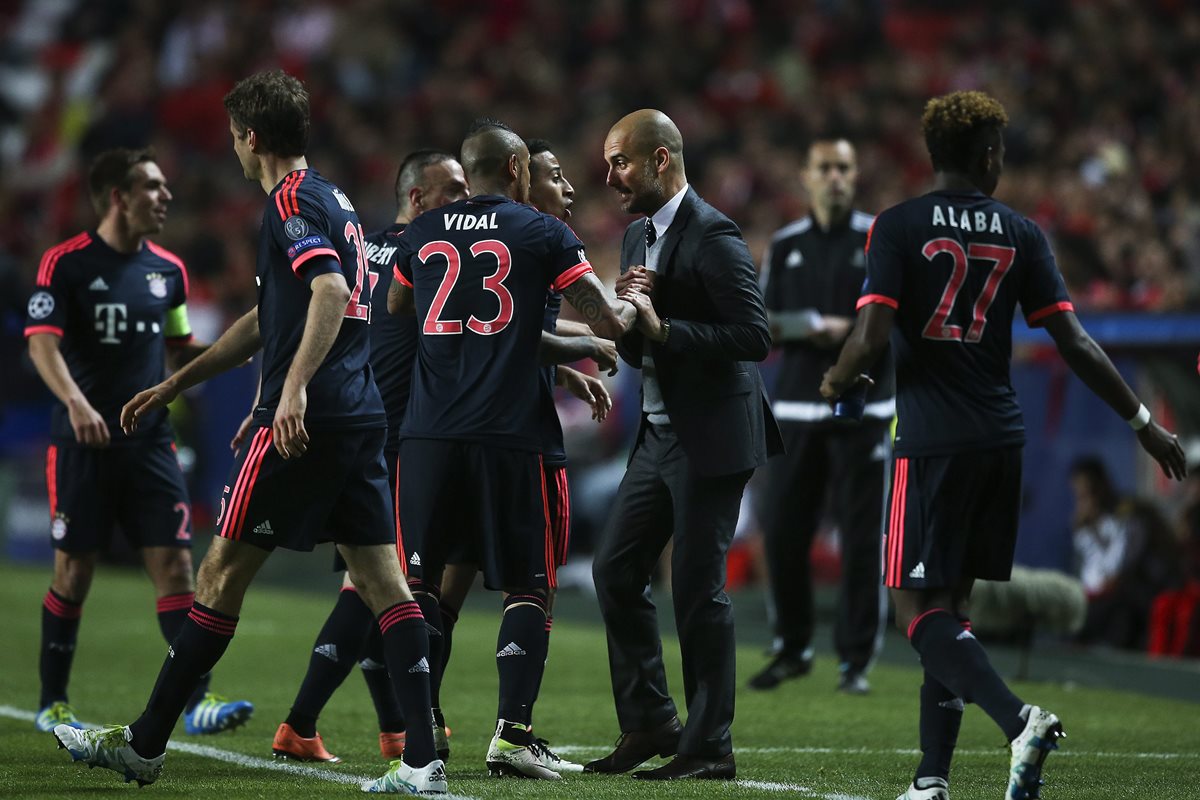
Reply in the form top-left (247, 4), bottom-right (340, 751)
top-left (618, 187), bottom-right (784, 476)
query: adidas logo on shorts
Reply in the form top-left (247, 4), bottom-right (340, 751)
top-left (408, 657), bottom-right (430, 674)
top-left (956, 629), bottom-right (976, 641)
top-left (253, 520), bottom-right (274, 536)
top-left (908, 562), bottom-right (926, 579)
top-left (409, 552), bottom-right (421, 567)
top-left (314, 643), bottom-right (338, 662)
top-left (496, 642), bottom-right (527, 658)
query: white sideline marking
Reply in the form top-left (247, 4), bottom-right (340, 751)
top-left (1, 705), bottom-right (476, 797)
top-left (738, 779), bottom-right (872, 799)
top-left (550, 742), bottom-right (1200, 760)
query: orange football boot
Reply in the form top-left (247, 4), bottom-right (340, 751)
top-left (272, 722), bottom-right (341, 763)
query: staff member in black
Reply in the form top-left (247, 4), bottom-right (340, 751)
top-left (584, 109), bottom-right (782, 781)
top-left (750, 138), bottom-right (893, 695)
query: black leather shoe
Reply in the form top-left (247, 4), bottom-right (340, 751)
top-left (747, 651), bottom-right (812, 690)
top-left (582, 715), bottom-right (682, 773)
top-left (632, 753), bottom-right (736, 780)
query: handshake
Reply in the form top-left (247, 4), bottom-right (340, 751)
top-left (615, 266), bottom-right (668, 343)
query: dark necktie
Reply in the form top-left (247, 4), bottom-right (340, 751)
top-left (644, 217), bottom-right (657, 250)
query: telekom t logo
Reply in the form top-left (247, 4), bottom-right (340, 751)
top-left (94, 303), bottom-right (128, 344)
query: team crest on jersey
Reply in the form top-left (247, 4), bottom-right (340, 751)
top-left (146, 272), bottom-right (168, 298)
top-left (51, 512), bottom-right (69, 541)
top-left (28, 291), bottom-right (55, 319)
top-left (284, 215), bottom-right (310, 240)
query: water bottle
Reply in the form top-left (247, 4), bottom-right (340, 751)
top-left (832, 377), bottom-right (870, 425)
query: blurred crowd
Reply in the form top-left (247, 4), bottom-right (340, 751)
top-left (1069, 456), bottom-right (1200, 656)
top-left (3, 0), bottom-right (1200, 335)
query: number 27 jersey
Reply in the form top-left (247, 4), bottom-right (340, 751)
top-left (393, 194), bottom-right (593, 451)
top-left (858, 189), bottom-right (1073, 457)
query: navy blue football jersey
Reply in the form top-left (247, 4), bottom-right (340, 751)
top-left (254, 169), bottom-right (385, 430)
top-left (393, 194), bottom-right (593, 451)
top-left (539, 289), bottom-right (567, 466)
top-left (364, 222), bottom-right (418, 450)
top-left (859, 189), bottom-right (1072, 457)
top-left (24, 231), bottom-right (190, 446)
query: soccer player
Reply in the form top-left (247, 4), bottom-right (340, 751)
top-left (388, 119), bottom-right (636, 780)
top-left (271, 150), bottom-right (469, 765)
top-left (24, 147), bottom-right (251, 736)
top-left (53, 70), bottom-right (447, 796)
top-left (821, 90), bottom-right (1187, 800)
top-left (432, 138), bottom-right (615, 776)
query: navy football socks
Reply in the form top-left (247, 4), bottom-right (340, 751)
top-left (410, 582), bottom-right (445, 710)
top-left (909, 608), bottom-right (1025, 741)
top-left (130, 602), bottom-right (238, 758)
top-left (915, 670), bottom-right (963, 782)
top-left (286, 587), bottom-right (375, 737)
top-left (378, 601), bottom-right (435, 766)
top-left (495, 593), bottom-right (548, 735)
top-left (156, 592), bottom-right (211, 712)
top-left (39, 588), bottom-right (82, 707)
top-left (359, 626), bottom-right (404, 733)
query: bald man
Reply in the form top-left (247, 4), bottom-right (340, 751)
top-left (585, 110), bottom-right (783, 781)
top-left (387, 118), bottom-right (636, 780)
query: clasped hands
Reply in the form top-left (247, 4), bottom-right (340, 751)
top-left (616, 266), bottom-right (667, 343)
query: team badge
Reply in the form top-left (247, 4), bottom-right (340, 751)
top-left (28, 291), bottom-right (55, 319)
top-left (146, 272), bottom-right (168, 298)
top-left (51, 512), bottom-right (69, 541)
top-left (284, 215), bottom-right (310, 240)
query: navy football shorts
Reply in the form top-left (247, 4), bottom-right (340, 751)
top-left (397, 438), bottom-right (556, 591)
top-left (45, 441), bottom-right (192, 552)
top-left (883, 446), bottom-right (1022, 589)
top-left (216, 426), bottom-right (393, 552)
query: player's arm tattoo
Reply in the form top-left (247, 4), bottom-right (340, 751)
top-left (561, 272), bottom-right (636, 341)
top-left (388, 279), bottom-right (415, 315)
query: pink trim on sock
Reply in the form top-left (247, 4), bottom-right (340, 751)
top-left (188, 606), bottom-right (237, 637)
top-left (156, 592), bottom-right (195, 614)
top-left (907, 608), bottom-right (950, 641)
top-left (378, 601), bottom-right (423, 634)
top-left (43, 590), bottom-right (82, 620)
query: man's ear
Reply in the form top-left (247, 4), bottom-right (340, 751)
top-left (408, 185), bottom-right (424, 215)
top-left (507, 153), bottom-right (519, 181)
top-left (109, 186), bottom-right (126, 213)
top-left (655, 146), bottom-right (670, 175)
top-left (247, 128), bottom-right (260, 153)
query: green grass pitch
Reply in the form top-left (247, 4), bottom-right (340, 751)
top-left (1, 559), bottom-right (1197, 799)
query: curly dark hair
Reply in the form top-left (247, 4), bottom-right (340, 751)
top-left (921, 91), bottom-right (1009, 173)
top-left (223, 70), bottom-right (310, 158)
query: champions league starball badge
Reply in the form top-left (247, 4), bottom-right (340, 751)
top-left (284, 215), bottom-right (310, 240)
top-left (28, 291), bottom-right (55, 319)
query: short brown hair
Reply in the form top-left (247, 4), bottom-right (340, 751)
top-left (88, 147), bottom-right (156, 215)
top-left (223, 70), bottom-right (310, 157)
top-left (922, 91), bottom-right (1009, 173)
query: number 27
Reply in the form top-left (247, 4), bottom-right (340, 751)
top-left (921, 238), bottom-right (1015, 343)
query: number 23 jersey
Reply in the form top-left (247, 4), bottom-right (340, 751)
top-left (858, 189), bottom-right (1073, 457)
top-left (255, 168), bottom-right (384, 430)
top-left (393, 194), bottom-right (593, 451)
